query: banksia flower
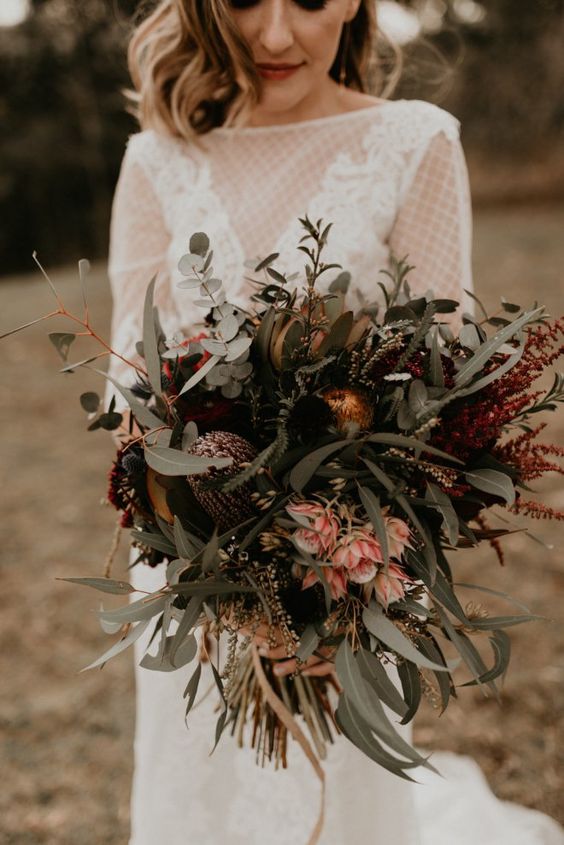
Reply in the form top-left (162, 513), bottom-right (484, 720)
top-left (188, 431), bottom-right (258, 532)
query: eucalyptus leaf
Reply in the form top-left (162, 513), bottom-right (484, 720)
top-left (465, 469), bottom-right (515, 505)
top-left (144, 444), bottom-right (232, 477)
top-left (408, 380), bottom-right (428, 414)
top-left (130, 529), bottom-right (177, 557)
top-left (296, 625), bottom-right (321, 662)
top-left (217, 314), bottom-right (239, 343)
top-left (397, 659), bottom-right (422, 724)
top-left (189, 232), bottom-right (210, 257)
top-left (336, 641), bottom-right (434, 769)
top-left (177, 277), bottom-right (203, 290)
top-left (335, 696), bottom-right (420, 781)
top-left (429, 328), bottom-right (445, 388)
top-left (179, 354), bottom-right (221, 395)
top-left (357, 486), bottom-right (389, 569)
top-left (142, 277), bottom-right (162, 398)
top-left (80, 392), bottom-right (100, 413)
top-left (81, 619), bottom-right (152, 672)
top-left (453, 307), bottom-right (544, 388)
top-left (58, 576), bottom-right (134, 595)
top-left (92, 369), bottom-right (163, 431)
top-left (289, 439), bottom-right (348, 492)
top-left (459, 323), bottom-right (481, 350)
top-left (184, 661), bottom-right (202, 717)
top-left (98, 595), bottom-right (167, 625)
top-left (173, 516), bottom-right (204, 561)
top-left (221, 381), bottom-right (243, 399)
top-left (225, 336), bottom-right (253, 362)
top-left (356, 646), bottom-right (408, 718)
top-left (425, 483), bottom-right (459, 546)
top-left (178, 252), bottom-right (205, 275)
top-left (49, 332), bottom-right (75, 362)
top-left (362, 602), bottom-right (457, 672)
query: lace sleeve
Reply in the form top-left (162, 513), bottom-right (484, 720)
top-left (104, 136), bottom-right (182, 413)
top-left (388, 124), bottom-right (474, 314)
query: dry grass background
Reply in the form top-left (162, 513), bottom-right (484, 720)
top-left (0, 204), bottom-right (563, 844)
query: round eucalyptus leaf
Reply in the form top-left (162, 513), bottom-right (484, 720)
top-left (205, 364), bottom-right (231, 386)
top-left (221, 381), bottom-right (243, 399)
top-left (177, 277), bottom-right (202, 290)
top-left (189, 232), bottom-right (210, 257)
top-left (213, 302), bottom-right (234, 320)
top-left (217, 314), bottom-right (239, 342)
top-left (225, 336), bottom-right (252, 362)
top-left (178, 253), bottom-right (205, 275)
top-left (231, 362), bottom-right (253, 380)
top-left (80, 391), bottom-right (100, 413)
top-left (201, 278), bottom-right (222, 296)
top-left (201, 338), bottom-right (228, 356)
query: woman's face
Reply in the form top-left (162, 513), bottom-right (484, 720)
top-left (227, 0), bottom-right (362, 123)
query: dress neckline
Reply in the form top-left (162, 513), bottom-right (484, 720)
top-left (210, 98), bottom-right (399, 135)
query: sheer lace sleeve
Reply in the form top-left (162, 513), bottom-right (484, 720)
top-left (104, 135), bottom-right (182, 413)
top-left (388, 123), bottom-right (474, 313)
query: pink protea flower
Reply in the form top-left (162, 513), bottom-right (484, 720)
top-left (286, 500), bottom-right (340, 556)
top-left (384, 515), bottom-right (413, 560)
top-left (370, 563), bottom-right (414, 609)
top-left (333, 529), bottom-right (383, 584)
top-left (302, 566), bottom-right (348, 602)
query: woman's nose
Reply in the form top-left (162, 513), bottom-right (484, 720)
top-left (258, 0), bottom-right (295, 54)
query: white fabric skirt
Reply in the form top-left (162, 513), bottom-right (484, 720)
top-left (128, 558), bottom-right (564, 845)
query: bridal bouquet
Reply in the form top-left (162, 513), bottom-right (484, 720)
top-left (5, 218), bottom-right (563, 833)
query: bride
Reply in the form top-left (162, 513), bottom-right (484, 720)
top-left (104, 1), bottom-right (564, 843)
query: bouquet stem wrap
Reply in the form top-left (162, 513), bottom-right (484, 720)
top-left (251, 644), bottom-right (326, 845)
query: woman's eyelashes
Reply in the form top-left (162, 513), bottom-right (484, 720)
top-left (229, 0), bottom-right (329, 10)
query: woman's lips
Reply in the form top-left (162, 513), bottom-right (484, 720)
top-left (256, 63), bottom-right (303, 81)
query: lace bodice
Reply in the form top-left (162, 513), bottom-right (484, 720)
top-left (105, 98), bottom-right (473, 410)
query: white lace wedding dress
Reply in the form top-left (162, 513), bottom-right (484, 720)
top-left (105, 99), bottom-right (564, 845)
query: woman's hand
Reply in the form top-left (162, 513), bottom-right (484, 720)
top-left (258, 641), bottom-right (336, 678)
top-left (237, 621), bottom-right (336, 678)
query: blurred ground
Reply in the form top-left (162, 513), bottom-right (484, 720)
top-left (0, 204), bottom-right (563, 843)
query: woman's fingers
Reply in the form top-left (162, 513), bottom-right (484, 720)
top-left (271, 654), bottom-right (335, 678)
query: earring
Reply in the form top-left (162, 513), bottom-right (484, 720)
top-left (339, 23), bottom-right (351, 86)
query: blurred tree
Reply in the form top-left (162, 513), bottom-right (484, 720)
top-left (0, 0), bottom-right (137, 274)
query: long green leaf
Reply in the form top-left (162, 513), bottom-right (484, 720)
top-left (397, 659), bottom-right (422, 724)
top-left (356, 644), bottom-right (408, 718)
top-left (296, 625), bottom-right (321, 662)
top-left (435, 606), bottom-right (497, 697)
top-left (366, 434), bottom-right (463, 464)
top-left (143, 277), bottom-right (162, 398)
top-left (335, 695), bottom-right (420, 781)
top-left (336, 642), bottom-right (435, 769)
top-left (80, 619), bottom-right (151, 672)
top-left (92, 368), bottom-right (163, 430)
top-left (98, 594), bottom-right (167, 625)
top-left (453, 307), bottom-right (544, 388)
top-left (358, 486), bottom-right (389, 571)
top-left (289, 439), bottom-right (349, 493)
top-left (169, 596), bottom-right (202, 665)
top-left (58, 576), bottom-right (134, 595)
top-left (425, 482), bottom-right (459, 546)
top-left (363, 602), bottom-right (458, 672)
top-left (130, 529), bottom-right (177, 557)
top-left (414, 635), bottom-right (451, 714)
top-left (184, 661), bottom-right (202, 717)
top-left (465, 469), bottom-right (515, 505)
top-left (173, 516), bottom-right (204, 561)
top-left (144, 444), bottom-right (233, 477)
top-left (459, 630), bottom-right (511, 687)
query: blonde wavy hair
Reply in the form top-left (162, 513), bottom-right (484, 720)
top-left (127, 0), bottom-right (403, 139)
